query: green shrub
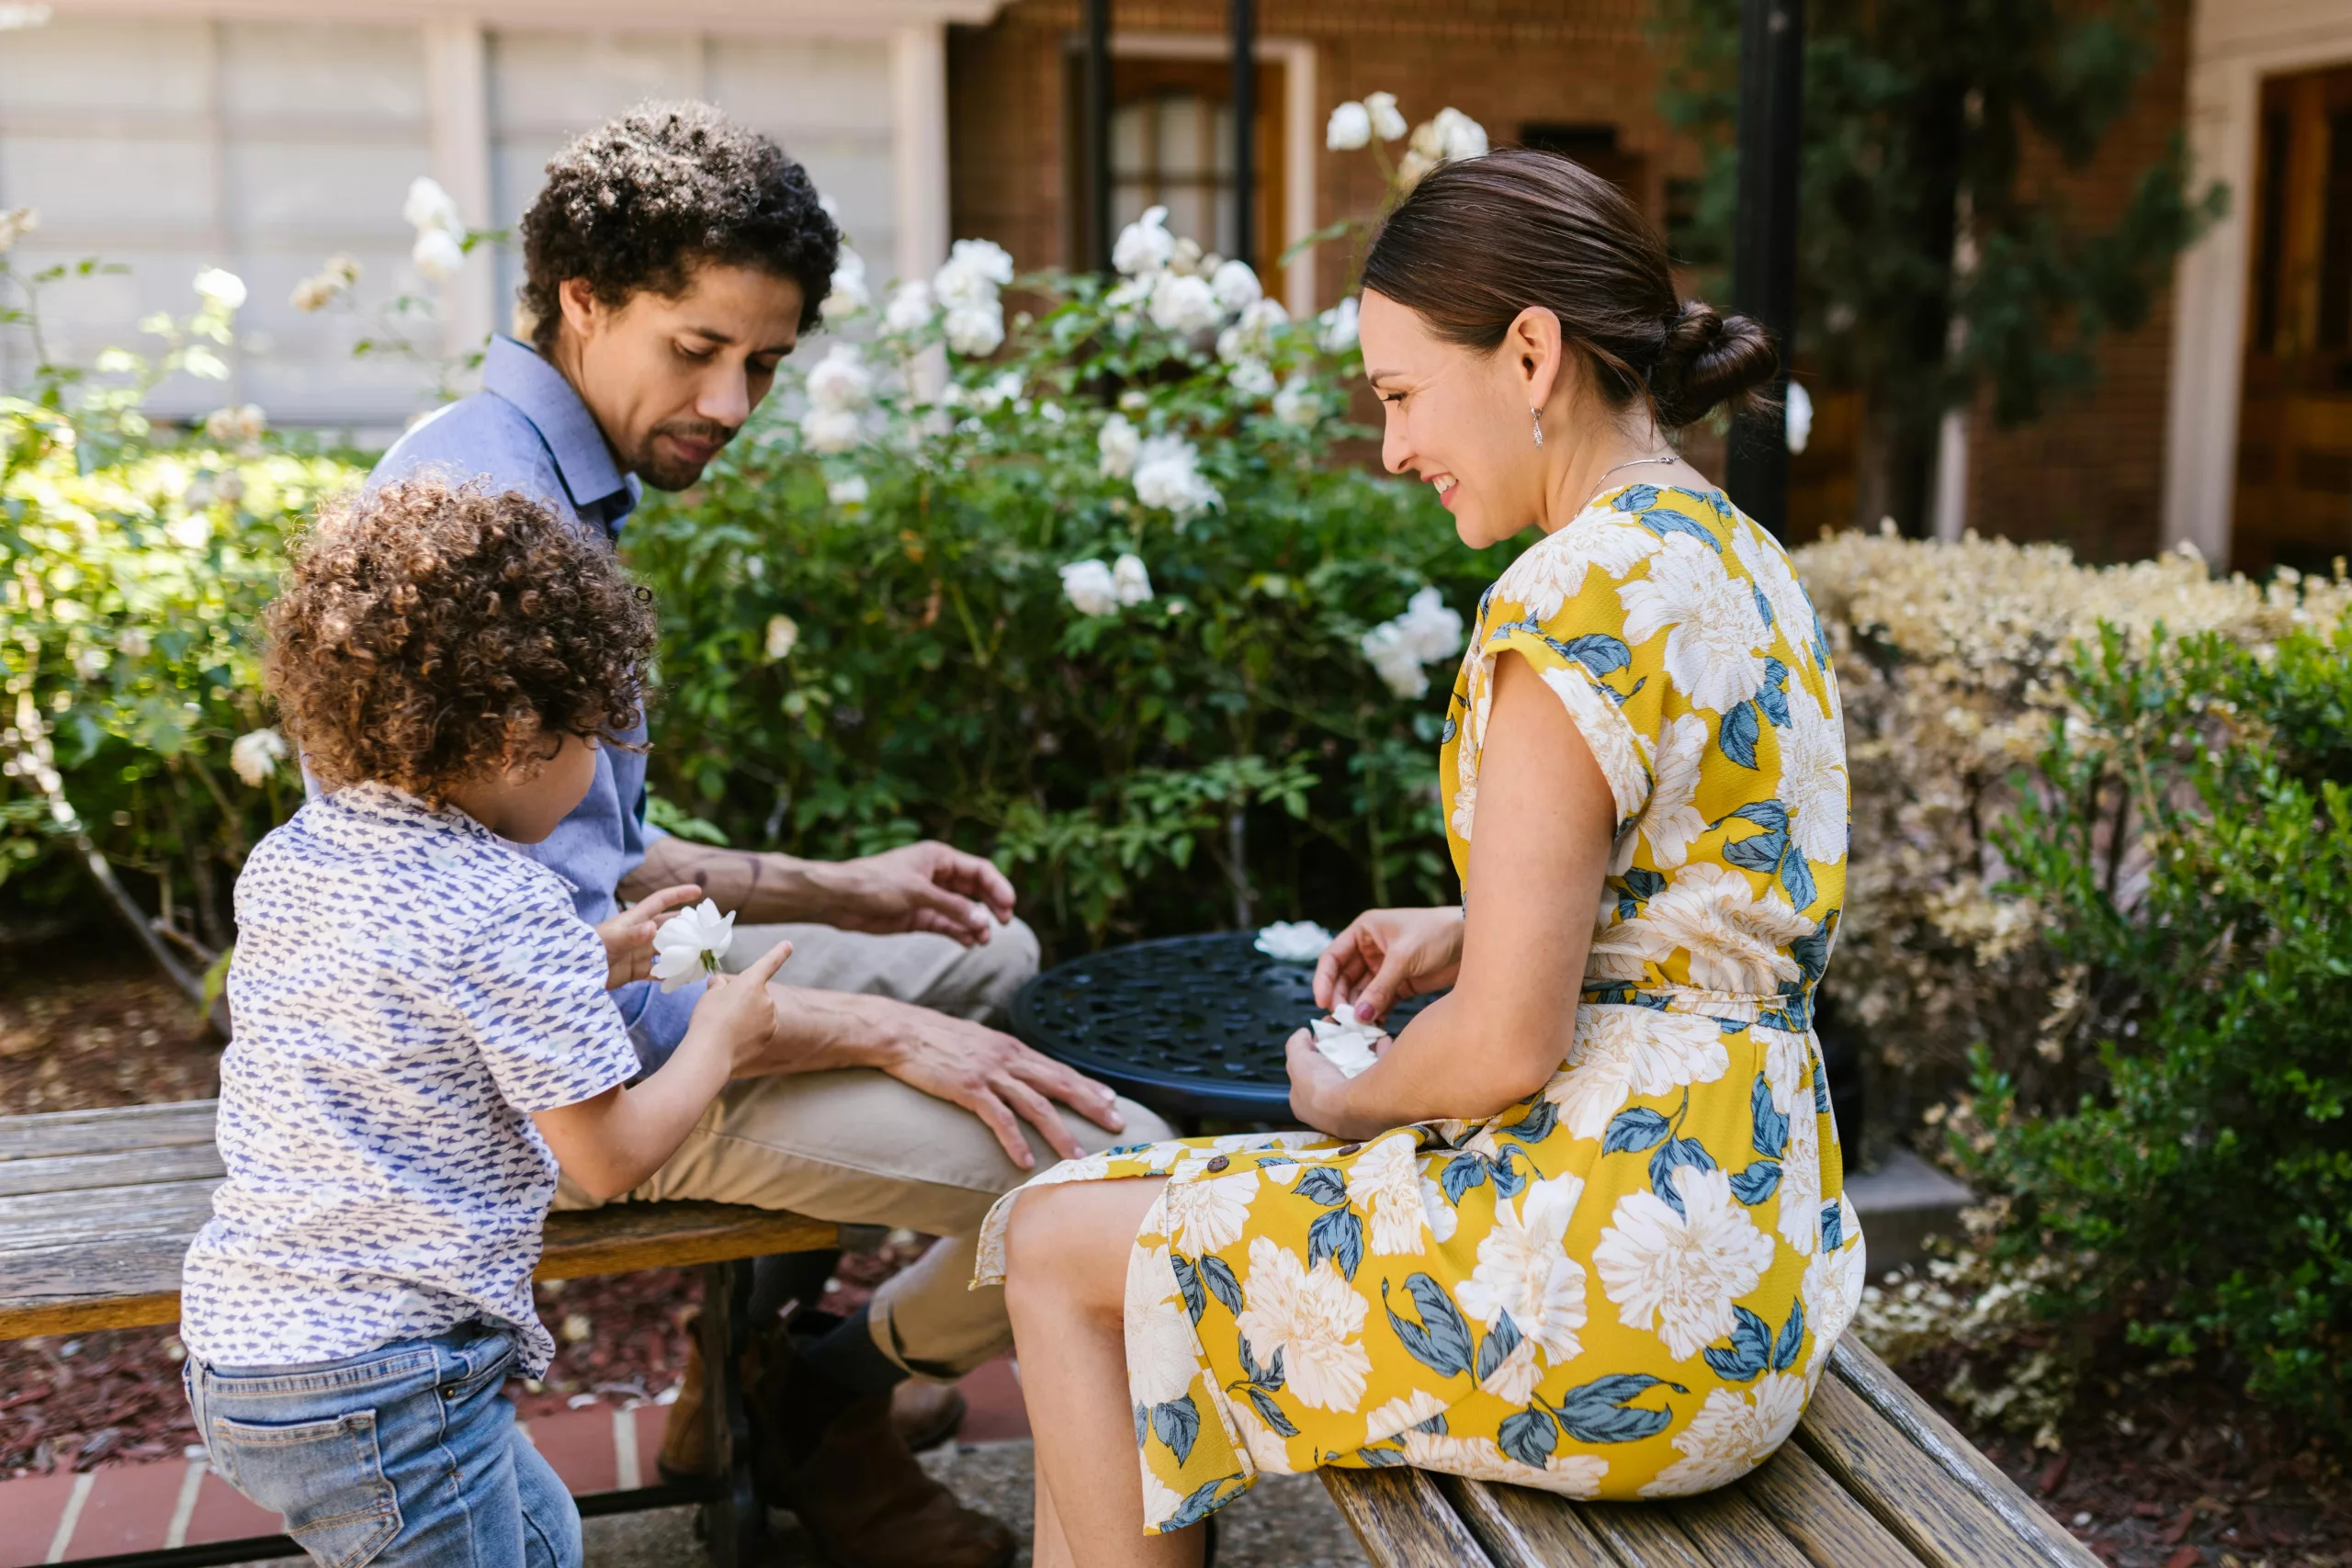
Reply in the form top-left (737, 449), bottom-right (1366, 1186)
top-left (1952, 616), bottom-right (2352, 1435)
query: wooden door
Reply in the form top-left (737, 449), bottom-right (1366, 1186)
top-left (2234, 63), bottom-right (2352, 576)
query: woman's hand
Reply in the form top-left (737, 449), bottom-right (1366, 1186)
top-left (1315, 907), bottom-right (1466, 1021)
top-left (592, 884), bottom-right (706, 990)
top-left (1286, 1027), bottom-right (1384, 1141)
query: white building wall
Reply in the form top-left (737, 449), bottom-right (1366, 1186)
top-left (0, 5), bottom-right (976, 430)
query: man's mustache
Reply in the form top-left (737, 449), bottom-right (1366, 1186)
top-left (651, 419), bottom-right (739, 447)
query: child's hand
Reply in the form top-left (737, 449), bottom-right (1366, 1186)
top-left (688, 938), bottom-right (794, 1072)
top-left (594, 885), bottom-right (706, 990)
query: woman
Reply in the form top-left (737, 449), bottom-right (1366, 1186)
top-left (979, 151), bottom-right (1867, 1566)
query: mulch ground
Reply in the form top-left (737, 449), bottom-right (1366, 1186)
top-left (5, 944), bottom-right (2349, 1568)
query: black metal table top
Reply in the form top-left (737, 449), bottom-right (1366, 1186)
top-left (1009, 931), bottom-right (1440, 1120)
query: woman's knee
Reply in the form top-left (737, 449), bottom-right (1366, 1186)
top-left (1003, 1179), bottom-right (1160, 1315)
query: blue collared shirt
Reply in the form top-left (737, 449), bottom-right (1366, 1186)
top-left (368, 336), bottom-right (702, 1067)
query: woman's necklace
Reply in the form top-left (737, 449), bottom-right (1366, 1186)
top-left (1568, 453), bottom-right (1682, 520)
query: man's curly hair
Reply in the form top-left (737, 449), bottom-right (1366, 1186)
top-left (265, 479), bottom-right (657, 805)
top-left (518, 101), bottom-right (839, 352)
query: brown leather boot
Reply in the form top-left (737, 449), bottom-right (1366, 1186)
top-left (749, 1322), bottom-right (1014, 1568)
top-left (657, 1318), bottom-right (967, 1479)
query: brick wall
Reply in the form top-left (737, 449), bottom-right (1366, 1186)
top-left (1962, 0), bottom-right (2195, 561)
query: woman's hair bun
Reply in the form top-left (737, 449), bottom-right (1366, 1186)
top-left (1648, 299), bottom-right (1778, 429)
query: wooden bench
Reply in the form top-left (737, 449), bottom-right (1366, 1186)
top-left (0, 1099), bottom-right (836, 1568)
top-left (1322, 1336), bottom-right (2098, 1568)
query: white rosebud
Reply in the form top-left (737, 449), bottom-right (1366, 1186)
top-left (1785, 379), bottom-right (1815, 455)
top-left (1272, 376), bottom-right (1320, 428)
top-left (1209, 258), bottom-right (1261, 314)
top-left (1059, 558), bottom-right (1120, 617)
top-left (412, 228), bottom-right (464, 283)
top-left (805, 344), bottom-right (872, 412)
top-left (1317, 296), bottom-right (1361, 353)
top-left (1113, 205), bottom-right (1176, 276)
top-left (1111, 553), bottom-right (1153, 606)
top-left (194, 267), bottom-right (246, 311)
top-left (651, 897), bottom-right (736, 991)
top-left (1038, 401), bottom-right (1066, 425)
top-left (1255, 919), bottom-right (1333, 963)
top-left (0, 207), bottom-right (39, 254)
top-left (402, 175), bottom-right (464, 236)
top-left (1098, 412), bottom-right (1140, 479)
top-left (1325, 100), bottom-right (1372, 152)
top-left (1133, 434), bottom-right (1220, 519)
top-left (1395, 585), bottom-right (1464, 664)
top-left (1396, 149), bottom-right (1436, 191)
top-left (229, 728), bottom-right (288, 787)
top-left (943, 301), bottom-right (1005, 357)
top-left (1360, 622), bottom-right (1430, 700)
top-left (799, 405), bottom-right (863, 454)
top-left (975, 369), bottom-right (1024, 412)
top-left (821, 247), bottom-right (870, 319)
top-left (828, 473), bottom-right (869, 508)
top-left (1410, 107), bottom-right (1488, 167)
top-left (764, 615), bottom-right (799, 660)
top-left (1227, 358), bottom-right (1275, 399)
top-left (884, 280), bottom-right (936, 334)
top-left (1148, 272), bottom-right (1221, 335)
top-left (1364, 91), bottom-right (1408, 142)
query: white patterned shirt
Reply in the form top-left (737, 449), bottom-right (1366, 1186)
top-left (180, 783), bottom-right (640, 1373)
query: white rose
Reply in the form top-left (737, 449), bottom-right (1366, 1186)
top-left (1060, 558), bottom-right (1120, 617)
top-left (1411, 107), bottom-right (1489, 166)
top-left (203, 404), bottom-right (266, 446)
top-left (764, 615), bottom-right (799, 660)
top-left (1317, 296), bottom-right (1361, 353)
top-left (1148, 272), bottom-right (1221, 336)
top-left (412, 228), bottom-right (464, 283)
top-left (402, 175), bottom-right (464, 235)
top-left (1396, 149), bottom-right (1436, 191)
top-left (1254, 920), bottom-right (1332, 963)
top-left (1218, 299), bottom-right (1289, 364)
top-left (828, 473), bottom-right (870, 508)
top-left (1272, 377), bottom-right (1320, 429)
top-left (1364, 91), bottom-right (1408, 142)
top-left (1111, 553), bottom-right (1154, 606)
top-left (228, 728), bottom-right (287, 787)
top-left (804, 344), bottom-right (872, 412)
top-left (1133, 434), bottom-right (1220, 519)
top-left (1394, 586), bottom-right (1464, 664)
top-left (1309, 1002), bottom-right (1387, 1077)
top-left (1325, 101), bottom-right (1372, 152)
top-left (651, 898), bottom-right (736, 992)
top-left (1360, 621), bottom-right (1430, 700)
top-left (975, 369), bottom-right (1024, 412)
top-left (1785, 379), bottom-right (1814, 455)
top-left (884, 280), bottom-right (936, 334)
top-left (1098, 412), bottom-right (1140, 479)
top-left (1113, 205), bottom-right (1176, 276)
top-left (933, 237), bottom-right (1014, 308)
top-left (800, 405), bottom-right (863, 454)
top-left (1209, 258), bottom-right (1262, 314)
top-left (194, 267), bottom-right (247, 311)
top-left (944, 302), bottom-right (1005, 356)
top-left (1228, 358), bottom-right (1275, 399)
top-left (822, 247), bottom-right (870, 319)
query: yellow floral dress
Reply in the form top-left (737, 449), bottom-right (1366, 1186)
top-left (975, 483), bottom-right (1867, 1529)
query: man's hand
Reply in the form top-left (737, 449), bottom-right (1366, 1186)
top-left (875, 1008), bottom-right (1126, 1171)
top-left (592, 884), bottom-right (706, 990)
top-left (822, 841), bottom-right (1017, 946)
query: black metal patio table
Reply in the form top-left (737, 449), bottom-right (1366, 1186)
top-left (1010, 931), bottom-right (1440, 1122)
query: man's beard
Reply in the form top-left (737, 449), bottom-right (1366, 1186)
top-left (631, 418), bottom-right (740, 491)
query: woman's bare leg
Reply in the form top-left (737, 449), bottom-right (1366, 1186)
top-left (1031, 1464), bottom-right (1072, 1568)
top-left (1005, 1178), bottom-right (1204, 1568)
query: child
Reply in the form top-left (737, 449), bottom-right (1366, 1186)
top-left (178, 479), bottom-right (789, 1568)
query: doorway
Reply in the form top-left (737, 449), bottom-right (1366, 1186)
top-left (2234, 62), bottom-right (2352, 576)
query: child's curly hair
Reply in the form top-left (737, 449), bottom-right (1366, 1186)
top-left (266, 479), bottom-right (656, 804)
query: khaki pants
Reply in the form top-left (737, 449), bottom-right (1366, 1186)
top-left (553, 919), bottom-right (1170, 1378)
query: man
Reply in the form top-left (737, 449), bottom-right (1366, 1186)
top-left (373, 103), bottom-right (1168, 1568)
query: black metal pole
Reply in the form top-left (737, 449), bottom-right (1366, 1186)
top-left (1085, 0), bottom-right (1113, 272)
top-left (1726, 0), bottom-right (1804, 541)
top-left (1230, 0), bottom-right (1255, 271)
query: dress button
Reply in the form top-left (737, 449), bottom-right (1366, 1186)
top-left (1204, 1155), bottom-right (1231, 1173)
top-left (1337, 1144), bottom-right (1363, 1156)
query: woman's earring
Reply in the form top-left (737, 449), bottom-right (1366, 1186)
top-left (1531, 407), bottom-right (1544, 449)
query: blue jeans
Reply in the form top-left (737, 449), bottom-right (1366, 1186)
top-left (186, 1324), bottom-right (581, 1568)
